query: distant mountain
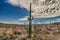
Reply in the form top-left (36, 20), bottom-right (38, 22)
top-left (0, 23), bottom-right (26, 28)
top-left (52, 22), bottom-right (60, 24)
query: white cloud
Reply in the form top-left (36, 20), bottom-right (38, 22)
top-left (8, 0), bottom-right (19, 6)
top-left (0, 21), bottom-right (25, 24)
top-left (8, 0), bottom-right (60, 18)
top-left (52, 18), bottom-right (60, 23)
top-left (19, 16), bottom-right (28, 21)
top-left (0, 18), bottom-right (60, 24)
top-left (32, 18), bottom-right (60, 24)
top-left (8, 0), bottom-right (32, 9)
top-left (0, 22), bottom-right (10, 24)
top-left (44, 18), bottom-right (60, 24)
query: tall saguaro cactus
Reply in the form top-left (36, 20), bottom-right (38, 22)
top-left (28, 3), bottom-right (32, 38)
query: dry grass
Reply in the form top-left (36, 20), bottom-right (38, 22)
top-left (0, 23), bottom-right (60, 40)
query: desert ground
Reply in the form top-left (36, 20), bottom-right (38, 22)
top-left (0, 23), bottom-right (60, 40)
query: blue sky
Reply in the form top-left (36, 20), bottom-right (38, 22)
top-left (0, 0), bottom-right (60, 24)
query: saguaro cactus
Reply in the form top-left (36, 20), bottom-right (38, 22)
top-left (28, 3), bottom-right (32, 38)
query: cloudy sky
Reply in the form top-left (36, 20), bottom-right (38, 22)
top-left (0, 0), bottom-right (60, 24)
